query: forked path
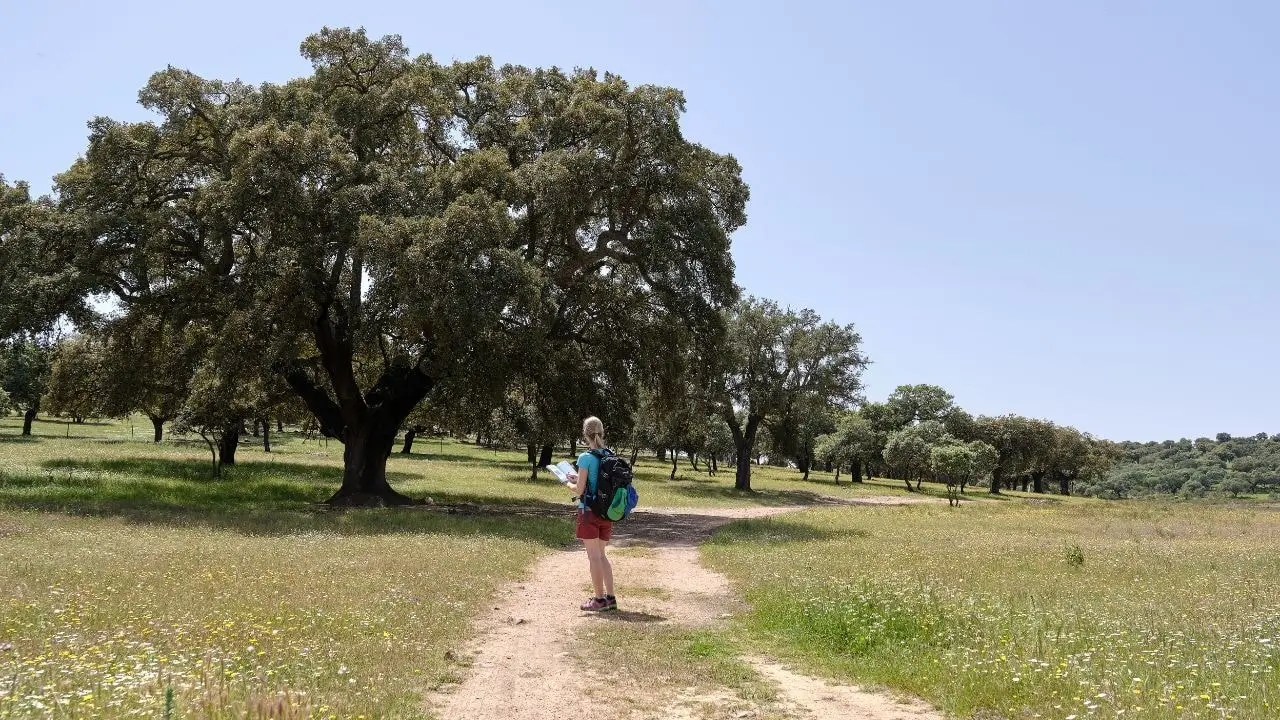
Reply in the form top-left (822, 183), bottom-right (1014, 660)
top-left (428, 499), bottom-right (943, 720)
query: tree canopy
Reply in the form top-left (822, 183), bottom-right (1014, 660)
top-left (56, 27), bottom-right (747, 503)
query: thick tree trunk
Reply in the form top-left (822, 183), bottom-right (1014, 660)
top-left (1059, 473), bottom-right (1071, 496)
top-left (219, 423), bottom-right (240, 466)
top-left (282, 329), bottom-right (434, 505)
top-left (527, 444), bottom-right (537, 464)
top-left (569, 438), bottom-right (577, 457)
top-left (851, 458), bottom-right (863, 483)
top-left (709, 455), bottom-right (717, 476)
top-left (331, 421), bottom-right (413, 505)
top-left (670, 451), bottom-right (678, 480)
top-left (149, 415), bottom-right (165, 443)
top-left (22, 408), bottom-right (36, 436)
top-left (734, 443), bottom-right (753, 490)
top-left (260, 417), bottom-right (271, 453)
top-left (990, 465), bottom-right (1003, 494)
top-left (251, 420), bottom-right (260, 437)
top-left (799, 451), bottom-right (810, 481)
top-left (277, 419), bottom-right (284, 433)
top-left (834, 466), bottom-right (841, 484)
top-left (730, 416), bottom-right (761, 491)
top-left (1019, 476), bottom-right (1030, 492)
top-left (530, 443), bottom-right (553, 482)
top-left (1032, 471), bottom-right (1046, 493)
top-left (401, 427), bottom-right (417, 454)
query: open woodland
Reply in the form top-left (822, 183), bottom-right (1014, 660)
top-left (2, 26), bottom-right (1277, 720)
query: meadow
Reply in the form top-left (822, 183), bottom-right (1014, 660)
top-left (2, 415), bottom-right (1278, 719)
top-left (703, 503), bottom-right (1280, 719)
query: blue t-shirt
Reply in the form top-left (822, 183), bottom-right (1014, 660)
top-left (576, 450), bottom-right (601, 510)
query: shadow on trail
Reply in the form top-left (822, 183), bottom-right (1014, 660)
top-left (589, 610), bottom-right (666, 623)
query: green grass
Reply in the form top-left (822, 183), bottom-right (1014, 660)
top-left (574, 623), bottom-right (783, 719)
top-left (0, 414), bottom-right (867, 718)
top-left (0, 417), bottom-right (584, 718)
top-left (9, 414), bottom-right (1277, 718)
top-left (703, 502), bottom-right (1280, 720)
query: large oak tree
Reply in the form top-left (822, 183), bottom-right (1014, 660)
top-left (58, 28), bottom-right (746, 504)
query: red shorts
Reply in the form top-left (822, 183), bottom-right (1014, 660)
top-left (575, 509), bottom-right (613, 541)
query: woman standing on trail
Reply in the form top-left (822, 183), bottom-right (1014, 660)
top-left (572, 416), bottom-right (617, 612)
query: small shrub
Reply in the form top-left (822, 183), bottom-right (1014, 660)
top-left (1063, 543), bottom-right (1085, 568)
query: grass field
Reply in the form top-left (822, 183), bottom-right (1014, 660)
top-left (4, 414), bottom-right (1278, 719)
top-left (703, 503), bottom-right (1280, 720)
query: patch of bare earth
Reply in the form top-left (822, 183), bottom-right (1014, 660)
top-left (428, 499), bottom-right (942, 720)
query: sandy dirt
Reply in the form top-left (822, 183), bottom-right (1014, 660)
top-left (428, 499), bottom-right (944, 720)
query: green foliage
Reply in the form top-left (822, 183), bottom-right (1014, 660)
top-left (43, 335), bottom-right (108, 422)
top-left (0, 176), bottom-right (90, 340)
top-left (708, 297), bottom-right (867, 489)
top-left (57, 28), bottom-right (748, 500)
top-left (886, 383), bottom-right (956, 426)
top-left (1063, 543), bottom-right (1085, 567)
top-left (0, 338), bottom-right (51, 412)
top-left (1091, 433), bottom-right (1280, 499)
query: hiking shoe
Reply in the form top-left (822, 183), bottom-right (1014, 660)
top-left (580, 597), bottom-right (608, 612)
top-left (602, 596), bottom-right (618, 612)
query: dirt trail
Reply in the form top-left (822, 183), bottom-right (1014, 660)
top-left (428, 498), bottom-right (943, 720)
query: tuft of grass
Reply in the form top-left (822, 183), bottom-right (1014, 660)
top-left (1064, 542), bottom-right (1086, 567)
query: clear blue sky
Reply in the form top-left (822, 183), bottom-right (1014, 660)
top-left (2, 1), bottom-right (1276, 442)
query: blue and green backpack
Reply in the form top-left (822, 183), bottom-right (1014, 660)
top-left (585, 448), bottom-right (638, 521)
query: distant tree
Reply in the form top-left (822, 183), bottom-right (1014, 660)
top-left (972, 415), bottom-right (1057, 494)
top-left (929, 442), bottom-right (974, 506)
top-left (814, 410), bottom-right (877, 484)
top-left (0, 338), bottom-right (53, 435)
top-left (886, 384), bottom-right (956, 426)
top-left (43, 335), bottom-right (107, 423)
top-left (884, 421), bottom-right (945, 491)
top-left (96, 315), bottom-right (204, 442)
top-left (707, 297), bottom-right (867, 491)
top-left (1, 176), bottom-right (90, 341)
top-left (768, 392), bottom-right (837, 480)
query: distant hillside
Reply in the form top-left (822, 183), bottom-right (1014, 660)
top-left (1083, 432), bottom-right (1280, 499)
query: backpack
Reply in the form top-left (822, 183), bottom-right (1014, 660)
top-left (584, 448), bottom-right (638, 521)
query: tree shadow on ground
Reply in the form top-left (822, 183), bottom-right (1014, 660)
top-left (0, 435), bottom-right (40, 444)
top-left (663, 483), bottom-right (853, 507)
top-left (39, 456), bottom-right (367, 486)
top-left (589, 610), bottom-right (665, 623)
top-left (393, 451), bottom-right (530, 470)
top-left (702, 516), bottom-right (853, 546)
top-left (0, 458), bottom-right (572, 546)
top-left (34, 418), bottom-right (115, 427)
